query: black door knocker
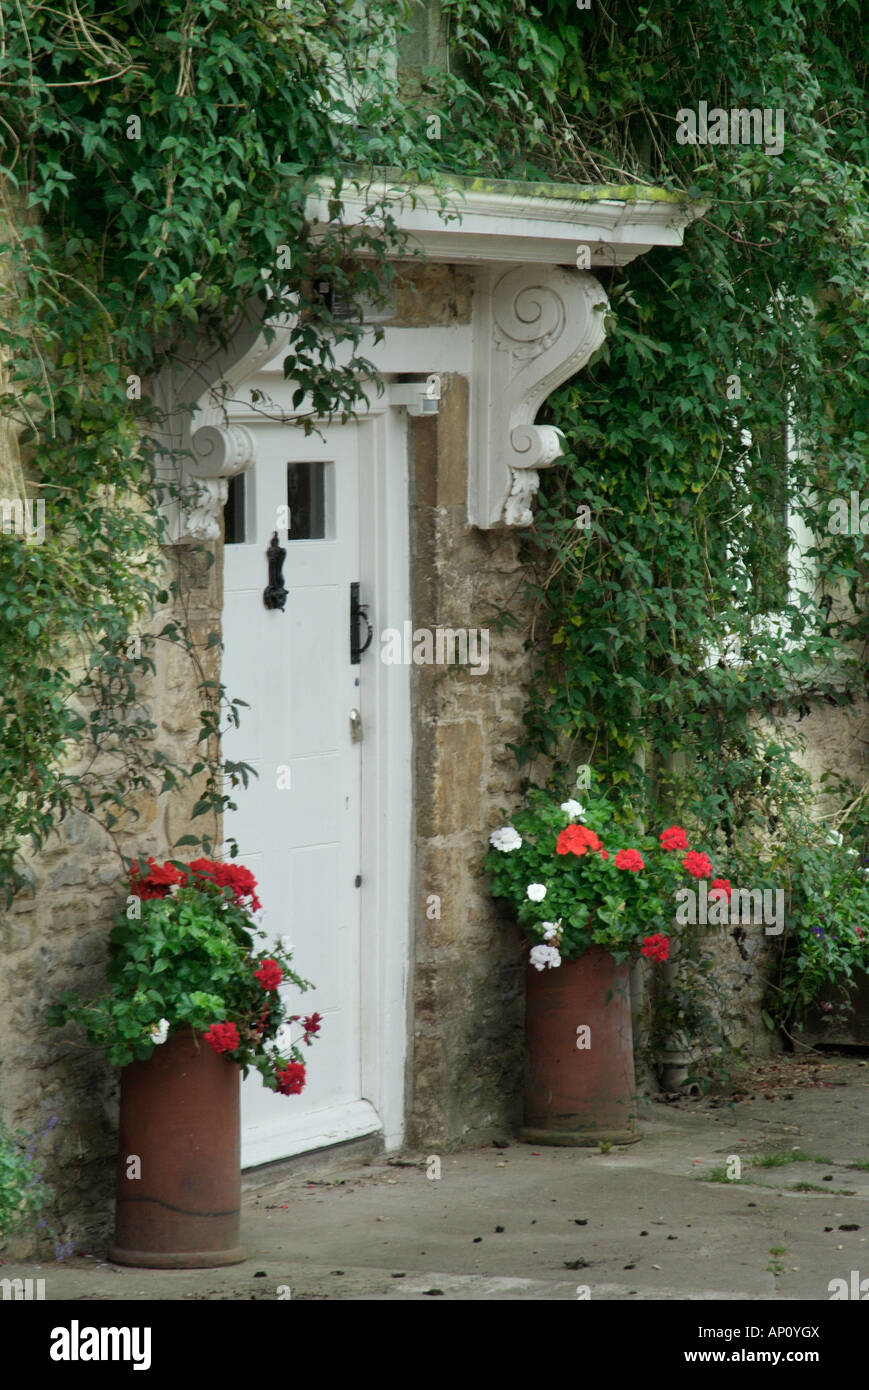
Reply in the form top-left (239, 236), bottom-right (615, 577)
top-left (263, 531), bottom-right (288, 611)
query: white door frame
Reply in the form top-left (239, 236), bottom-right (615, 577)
top-left (355, 403), bottom-right (411, 1149)
top-left (219, 385), bottom-right (412, 1158)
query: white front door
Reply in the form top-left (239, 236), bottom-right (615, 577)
top-left (222, 422), bottom-right (380, 1166)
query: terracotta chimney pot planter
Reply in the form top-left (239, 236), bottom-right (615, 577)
top-left (109, 1028), bottom-right (246, 1268)
top-left (520, 946), bottom-right (641, 1146)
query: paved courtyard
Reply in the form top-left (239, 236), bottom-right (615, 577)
top-left (4, 1054), bottom-right (868, 1301)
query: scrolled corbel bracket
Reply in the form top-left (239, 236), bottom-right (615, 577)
top-left (181, 423), bottom-right (256, 540)
top-left (183, 478), bottom-right (230, 542)
top-left (189, 422), bottom-right (256, 480)
top-left (149, 294), bottom-right (292, 543)
top-left (470, 264), bottom-right (609, 528)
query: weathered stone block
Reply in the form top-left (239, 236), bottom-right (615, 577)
top-left (384, 264), bottom-right (474, 327)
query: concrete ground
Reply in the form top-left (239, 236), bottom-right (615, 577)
top-left (5, 1053), bottom-right (869, 1301)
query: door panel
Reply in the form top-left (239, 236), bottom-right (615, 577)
top-left (222, 424), bottom-right (377, 1167)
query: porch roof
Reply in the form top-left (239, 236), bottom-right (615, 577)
top-left (307, 170), bottom-right (704, 268)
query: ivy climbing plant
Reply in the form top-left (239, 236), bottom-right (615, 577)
top-left (0, 0), bottom-right (443, 900)
top-left (408, 0), bottom-right (869, 1037)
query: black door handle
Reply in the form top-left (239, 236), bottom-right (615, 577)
top-left (350, 582), bottom-right (373, 663)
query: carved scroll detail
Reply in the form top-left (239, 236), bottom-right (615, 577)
top-left (471, 265), bottom-right (609, 528)
top-left (150, 296), bottom-right (292, 542)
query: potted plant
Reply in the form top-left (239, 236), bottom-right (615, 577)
top-left (48, 856), bottom-right (321, 1268)
top-left (486, 785), bottom-right (729, 1145)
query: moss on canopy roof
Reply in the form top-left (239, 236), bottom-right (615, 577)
top-left (335, 166), bottom-right (691, 207)
top-left (444, 173), bottom-right (687, 205)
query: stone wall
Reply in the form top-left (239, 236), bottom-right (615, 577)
top-left (696, 923), bottom-right (777, 1067)
top-left (404, 359), bottom-right (541, 1148)
top-left (650, 696), bottom-right (869, 1077)
top-left (376, 260), bottom-right (536, 1145)
top-left (782, 698), bottom-right (869, 805)
top-left (0, 541), bottom-right (221, 1256)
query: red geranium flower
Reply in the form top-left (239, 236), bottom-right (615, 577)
top-left (254, 958), bottom-right (283, 991)
top-left (276, 1061), bottom-right (306, 1095)
top-left (303, 1013), bottom-right (322, 1036)
top-left (129, 856), bottom-right (185, 900)
top-left (641, 934), bottom-right (670, 963)
top-left (682, 850), bottom-right (713, 879)
top-left (203, 1021), bottom-right (240, 1054)
top-left (598, 849), bottom-right (609, 861)
top-left (187, 859), bottom-right (262, 911)
top-left (556, 824), bottom-right (604, 857)
top-left (709, 878), bottom-right (732, 902)
top-left (614, 848), bottom-right (644, 872)
top-left (187, 857), bottom-right (219, 883)
top-left (660, 826), bottom-right (689, 851)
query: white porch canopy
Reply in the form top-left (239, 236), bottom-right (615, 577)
top-left (160, 175), bottom-right (701, 534)
top-left (308, 173), bottom-right (697, 268)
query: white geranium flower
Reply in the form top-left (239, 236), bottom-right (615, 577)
top-left (272, 1023), bottom-right (295, 1053)
top-left (526, 883), bottom-right (547, 902)
top-left (529, 944), bottom-right (562, 972)
top-left (541, 920), bottom-right (562, 942)
top-left (560, 799), bottom-right (585, 821)
top-left (827, 829), bottom-right (844, 846)
top-left (150, 1018), bottom-right (169, 1045)
top-left (279, 934), bottom-right (294, 954)
top-left (489, 826), bottom-right (523, 853)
